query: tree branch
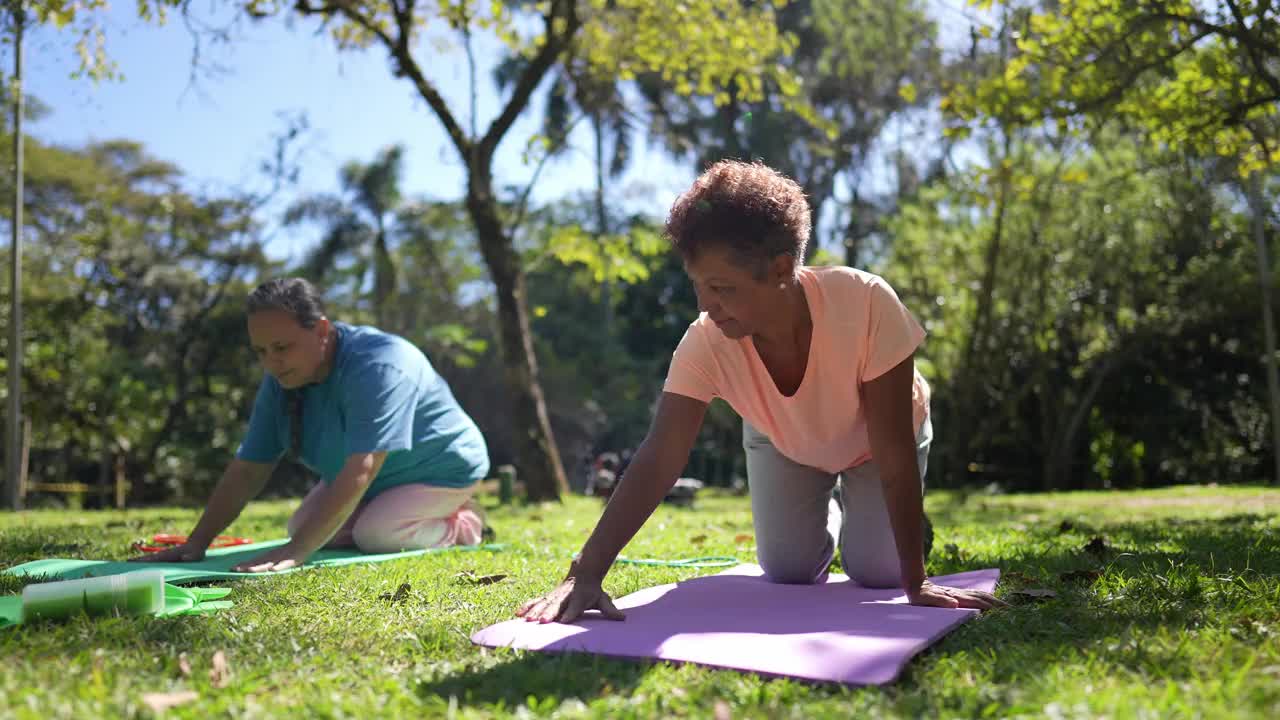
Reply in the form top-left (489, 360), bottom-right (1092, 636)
top-left (293, 0), bottom-right (474, 157)
top-left (479, 0), bottom-right (581, 165)
top-left (1048, 29), bottom-right (1214, 118)
top-left (509, 111), bottom-right (589, 237)
top-left (1222, 0), bottom-right (1280, 97)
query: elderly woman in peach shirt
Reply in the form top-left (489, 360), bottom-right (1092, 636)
top-left (519, 160), bottom-right (1002, 623)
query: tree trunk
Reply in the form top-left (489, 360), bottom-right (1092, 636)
top-left (320, 0), bottom-right (580, 501)
top-left (947, 134), bottom-right (1013, 486)
top-left (466, 167), bottom-right (568, 501)
top-left (593, 112), bottom-right (613, 333)
top-left (373, 226), bottom-right (395, 330)
top-left (1247, 173), bottom-right (1280, 486)
top-left (1044, 354), bottom-right (1116, 491)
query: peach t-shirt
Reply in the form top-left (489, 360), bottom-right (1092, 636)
top-left (663, 265), bottom-right (931, 473)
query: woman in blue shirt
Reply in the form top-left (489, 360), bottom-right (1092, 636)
top-left (135, 278), bottom-right (490, 572)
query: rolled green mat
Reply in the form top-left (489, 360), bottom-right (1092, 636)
top-left (3, 578), bottom-right (233, 629)
top-left (21, 571), bottom-right (166, 622)
top-left (158, 585), bottom-right (234, 617)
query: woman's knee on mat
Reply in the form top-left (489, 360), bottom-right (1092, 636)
top-left (351, 516), bottom-right (446, 553)
top-left (841, 554), bottom-right (902, 589)
top-left (351, 497), bottom-right (484, 553)
top-left (757, 535), bottom-right (832, 585)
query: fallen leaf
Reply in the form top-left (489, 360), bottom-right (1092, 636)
top-left (1083, 536), bottom-right (1111, 557)
top-left (690, 534), bottom-right (707, 545)
top-left (177, 653), bottom-right (191, 678)
top-left (1057, 519), bottom-right (1075, 533)
top-left (379, 583), bottom-right (412, 603)
top-left (1060, 569), bottom-right (1101, 584)
top-left (1011, 588), bottom-right (1057, 601)
top-left (455, 571), bottom-right (508, 586)
top-left (142, 691), bottom-right (198, 713)
top-left (714, 699), bottom-right (732, 720)
top-left (733, 533), bottom-right (752, 544)
top-left (209, 650), bottom-right (230, 689)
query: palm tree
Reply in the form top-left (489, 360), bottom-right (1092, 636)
top-left (284, 145), bottom-right (406, 329)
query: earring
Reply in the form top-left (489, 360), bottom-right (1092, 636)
top-left (778, 282), bottom-right (786, 290)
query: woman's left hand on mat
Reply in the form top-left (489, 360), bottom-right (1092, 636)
top-left (231, 543), bottom-right (311, 573)
top-left (907, 580), bottom-right (1007, 610)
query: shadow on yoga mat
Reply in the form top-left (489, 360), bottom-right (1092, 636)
top-left (472, 565), bottom-right (1001, 685)
top-left (4, 539), bottom-right (505, 585)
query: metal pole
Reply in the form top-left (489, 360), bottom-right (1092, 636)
top-left (7, 4), bottom-right (24, 510)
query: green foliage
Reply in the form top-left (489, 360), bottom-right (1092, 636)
top-left (532, 223), bottom-right (663, 285)
top-left (949, 0), bottom-right (1280, 175)
top-left (1, 134), bottom-right (275, 503)
top-left (883, 131), bottom-right (1267, 488)
top-left (638, 0), bottom-right (940, 260)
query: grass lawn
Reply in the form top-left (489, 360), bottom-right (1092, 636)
top-left (2, 485), bottom-right (1278, 718)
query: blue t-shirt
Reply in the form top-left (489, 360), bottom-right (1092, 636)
top-left (236, 323), bottom-right (490, 498)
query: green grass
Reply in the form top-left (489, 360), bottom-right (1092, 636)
top-left (2, 485), bottom-right (1279, 718)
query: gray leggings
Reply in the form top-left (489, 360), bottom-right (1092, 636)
top-left (744, 416), bottom-right (932, 588)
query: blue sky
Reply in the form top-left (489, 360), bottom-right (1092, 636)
top-left (23, 3), bottom-right (694, 262)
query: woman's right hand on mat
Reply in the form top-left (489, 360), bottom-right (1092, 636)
top-left (129, 542), bottom-right (206, 564)
top-left (907, 580), bottom-right (1006, 610)
top-left (516, 575), bottom-right (626, 623)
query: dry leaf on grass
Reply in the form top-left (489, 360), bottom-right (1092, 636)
top-left (209, 650), bottom-right (230, 689)
top-left (455, 571), bottom-right (508, 586)
top-left (142, 691), bottom-right (198, 713)
top-left (1060, 569), bottom-right (1101, 584)
top-left (733, 533), bottom-right (753, 544)
top-left (1000, 571), bottom-right (1036, 585)
top-left (690, 534), bottom-right (707, 545)
top-left (379, 583), bottom-right (412, 603)
top-left (1083, 536), bottom-right (1111, 557)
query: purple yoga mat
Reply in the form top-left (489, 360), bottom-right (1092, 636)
top-left (473, 565), bottom-right (1000, 685)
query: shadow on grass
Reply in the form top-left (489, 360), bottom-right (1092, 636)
top-left (417, 651), bottom-right (652, 708)
top-left (909, 512), bottom-right (1280, 685)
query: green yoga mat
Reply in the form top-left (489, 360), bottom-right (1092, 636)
top-left (0, 583), bottom-right (233, 630)
top-left (3, 539), bottom-right (505, 585)
top-left (0, 596), bottom-right (22, 629)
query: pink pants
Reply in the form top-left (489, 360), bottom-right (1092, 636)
top-left (287, 481), bottom-right (485, 553)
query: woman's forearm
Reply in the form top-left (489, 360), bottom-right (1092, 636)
top-left (880, 468), bottom-right (928, 592)
top-left (573, 445), bottom-right (680, 580)
top-left (286, 453), bottom-right (383, 553)
top-left (188, 459), bottom-right (274, 548)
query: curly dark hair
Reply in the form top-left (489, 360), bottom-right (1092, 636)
top-left (664, 160), bottom-right (811, 278)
